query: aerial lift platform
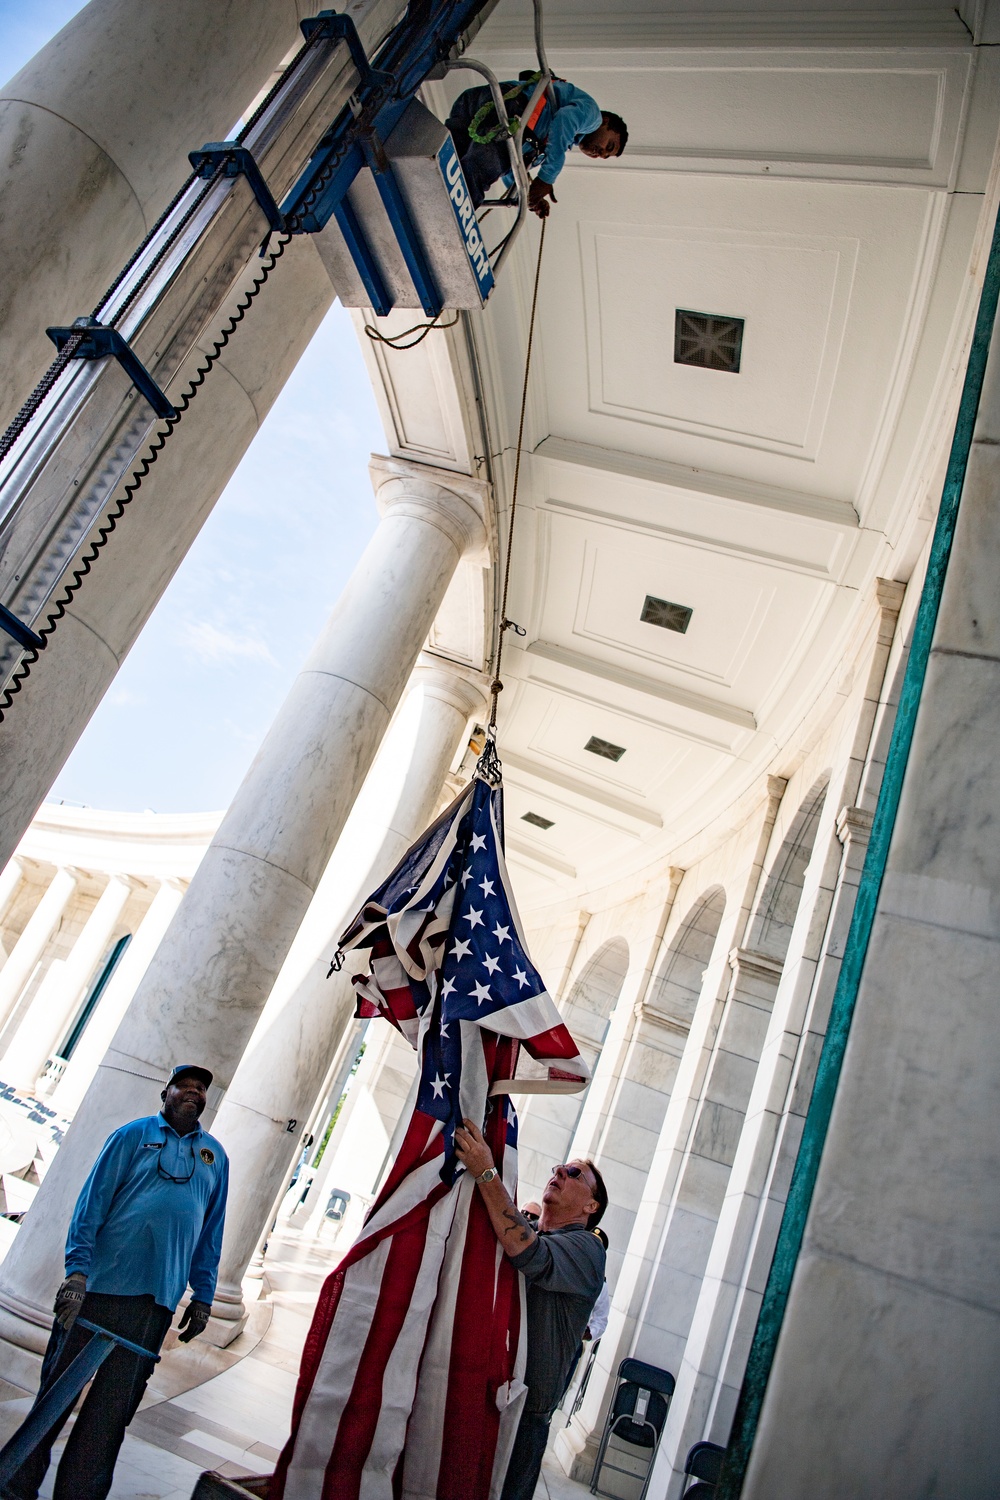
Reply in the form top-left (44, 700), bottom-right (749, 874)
top-left (0, 0), bottom-right (551, 698)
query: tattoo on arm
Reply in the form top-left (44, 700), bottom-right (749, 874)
top-left (502, 1205), bottom-right (534, 1244)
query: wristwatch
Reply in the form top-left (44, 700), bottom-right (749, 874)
top-left (477, 1166), bottom-right (499, 1183)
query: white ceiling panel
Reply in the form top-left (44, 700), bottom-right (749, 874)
top-left (537, 170), bottom-right (936, 503)
top-left (584, 222), bottom-right (852, 455)
top-left (532, 510), bottom-right (832, 711)
top-left (510, 678), bottom-right (730, 806)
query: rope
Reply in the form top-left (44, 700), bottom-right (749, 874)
top-left (487, 216), bottom-right (546, 733)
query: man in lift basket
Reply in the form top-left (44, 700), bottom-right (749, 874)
top-left (447, 73), bottom-right (628, 217)
top-left (3, 1064), bottom-right (229, 1500)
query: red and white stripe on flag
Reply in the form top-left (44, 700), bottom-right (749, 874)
top-left (270, 778), bottom-right (589, 1500)
top-left (272, 1035), bottom-right (526, 1500)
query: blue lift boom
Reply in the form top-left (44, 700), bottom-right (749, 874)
top-left (0, 0), bottom-right (548, 698)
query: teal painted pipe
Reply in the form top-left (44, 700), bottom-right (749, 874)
top-left (717, 197), bottom-right (1000, 1500)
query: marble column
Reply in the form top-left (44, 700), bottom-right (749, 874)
top-left (0, 0), bottom-right (408, 875)
top-left (0, 235), bottom-right (336, 876)
top-left (556, 778), bottom-right (787, 1483)
top-left (649, 586), bottom-right (905, 1497)
top-left (209, 657), bottom-right (488, 1338)
top-left (294, 1021), bottom-right (366, 1229)
top-left (743, 328), bottom-right (1000, 1494)
top-left (0, 458), bottom-right (487, 1371)
top-left (0, 0), bottom-right (309, 431)
top-left (53, 880), bottom-right (186, 1118)
top-left (2, 874), bottom-right (133, 1093)
top-left (0, 866), bottom-right (78, 1037)
top-left (0, 858), bottom-right (25, 943)
top-left (624, 947), bottom-right (783, 1376)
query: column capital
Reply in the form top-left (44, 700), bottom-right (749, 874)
top-left (369, 454), bottom-right (489, 561)
top-left (413, 653), bottom-right (490, 720)
top-left (836, 804), bottom-right (874, 848)
top-left (729, 946), bottom-right (784, 982)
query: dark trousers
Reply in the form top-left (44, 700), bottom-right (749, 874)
top-left (446, 86), bottom-right (518, 208)
top-left (500, 1406), bottom-right (553, 1500)
top-left (4, 1292), bottom-right (172, 1500)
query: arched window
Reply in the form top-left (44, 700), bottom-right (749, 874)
top-left (57, 933), bottom-right (132, 1060)
top-left (747, 777), bottom-right (829, 962)
top-left (561, 938), bottom-right (630, 1073)
top-left (514, 939), bottom-right (630, 1205)
top-left (648, 887), bottom-right (727, 1027)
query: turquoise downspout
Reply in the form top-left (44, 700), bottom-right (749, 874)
top-left (717, 198), bottom-right (1000, 1500)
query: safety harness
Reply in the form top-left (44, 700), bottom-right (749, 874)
top-left (467, 69), bottom-right (552, 145)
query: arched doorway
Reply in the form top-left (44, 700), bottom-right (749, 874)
top-left (516, 938), bottom-right (629, 1208)
top-left (593, 889), bottom-right (728, 1272)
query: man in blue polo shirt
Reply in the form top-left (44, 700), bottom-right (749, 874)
top-left (4, 1064), bottom-right (229, 1500)
top-left (447, 77), bottom-right (628, 216)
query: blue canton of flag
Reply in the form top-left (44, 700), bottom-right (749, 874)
top-left (339, 775), bottom-right (589, 1182)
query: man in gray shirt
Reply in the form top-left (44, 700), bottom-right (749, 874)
top-left (455, 1120), bottom-right (607, 1500)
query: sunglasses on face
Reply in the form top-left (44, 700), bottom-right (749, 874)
top-left (552, 1164), bottom-right (594, 1187)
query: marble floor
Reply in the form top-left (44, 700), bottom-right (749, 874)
top-left (0, 1225), bottom-right (593, 1500)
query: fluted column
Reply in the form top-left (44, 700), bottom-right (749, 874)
top-left (2, 874), bottom-right (133, 1092)
top-left (0, 457), bottom-right (487, 1367)
top-left (209, 656), bottom-right (488, 1338)
top-left (0, 867), bottom-right (78, 1037)
top-left (53, 879), bottom-right (186, 1117)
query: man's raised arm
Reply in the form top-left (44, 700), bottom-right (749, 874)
top-left (454, 1118), bottom-right (538, 1259)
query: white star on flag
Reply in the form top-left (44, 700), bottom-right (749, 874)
top-left (284, 774), bottom-right (592, 1500)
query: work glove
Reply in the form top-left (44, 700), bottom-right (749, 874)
top-left (177, 1299), bottom-right (212, 1343)
top-left (53, 1272), bottom-right (87, 1332)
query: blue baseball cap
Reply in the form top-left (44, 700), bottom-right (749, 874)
top-left (166, 1064), bottom-right (213, 1088)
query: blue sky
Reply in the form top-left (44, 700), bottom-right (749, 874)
top-left (2, 2), bottom-right (384, 811)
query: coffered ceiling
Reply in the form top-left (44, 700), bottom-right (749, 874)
top-left (363, 2), bottom-right (1000, 907)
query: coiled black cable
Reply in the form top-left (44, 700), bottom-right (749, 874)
top-left (0, 233), bottom-right (291, 721)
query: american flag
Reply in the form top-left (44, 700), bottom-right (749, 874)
top-left (271, 775), bottom-right (588, 1500)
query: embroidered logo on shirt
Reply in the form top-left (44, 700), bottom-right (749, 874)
top-left (200, 1148), bottom-right (215, 1164)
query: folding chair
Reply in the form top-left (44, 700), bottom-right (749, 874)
top-left (590, 1357), bottom-right (674, 1500)
top-left (681, 1439), bottom-right (726, 1495)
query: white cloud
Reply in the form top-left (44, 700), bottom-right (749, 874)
top-left (179, 620), bottom-right (277, 667)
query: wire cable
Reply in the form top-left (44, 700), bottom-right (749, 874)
top-left (363, 311), bottom-right (460, 349)
top-left (487, 215), bottom-right (546, 733)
